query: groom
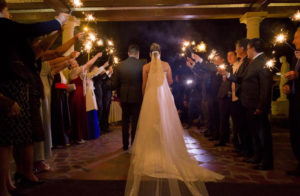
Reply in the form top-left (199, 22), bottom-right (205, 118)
top-left (111, 44), bottom-right (145, 150)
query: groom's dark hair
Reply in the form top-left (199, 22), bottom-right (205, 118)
top-left (128, 44), bottom-right (139, 55)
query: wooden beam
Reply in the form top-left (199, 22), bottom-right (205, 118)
top-left (44, 0), bottom-right (70, 12)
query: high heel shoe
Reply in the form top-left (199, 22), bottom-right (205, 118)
top-left (14, 173), bottom-right (44, 188)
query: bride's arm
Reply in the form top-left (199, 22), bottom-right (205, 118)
top-left (166, 63), bottom-right (173, 85)
top-left (142, 65), bottom-right (149, 96)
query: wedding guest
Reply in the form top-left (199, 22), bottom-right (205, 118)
top-left (283, 27), bottom-right (300, 176)
top-left (86, 62), bottom-right (109, 139)
top-left (100, 65), bottom-right (114, 133)
top-left (231, 39), bottom-right (251, 157)
top-left (108, 91), bottom-right (122, 124)
top-left (0, 1), bottom-right (69, 195)
top-left (69, 52), bottom-right (103, 143)
top-left (222, 39), bottom-right (273, 170)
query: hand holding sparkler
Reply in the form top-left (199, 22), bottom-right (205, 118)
top-left (70, 51), bottom-right (80, 59)
top-left (282, 84), bottom-right (291, 95)
top-left (274, 32), bottom-right (295, 50)
top-left (284, 70), bottom-right (299, 80)
top-left (186, 57), bottom-right (196, 69)
top-left (208, 49), bottom-right (217, 62)
top-left (295, 51), bottom-right (300, 59)
top-left (56, 13), bottom-right (70, 25)
top-left (291, 10), bottom-right (300, 21)
top-left (191, 53), bottom-right (203, 63)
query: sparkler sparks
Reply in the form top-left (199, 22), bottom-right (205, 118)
top-left (191, 41), bottom-right (196, 46)
top-left (107, 40), bottom-right (114, 46)
top-left (88, 32), bottom-right (96, 42)
top-left (85, 14), bottom-right (95, 22)
top-left (97, 39), bottom-right (104, 46)
top-left (114, 57), bottom-right (119, 64)
top-left (208, 50), bottom-right (217, 61)
top-left (218, 64), bottom-right (226, 70)
top-left (274, 33), bottom-right (287, 44)
top-left (265, 59), bottom-right (276, 70)
top-left (291, 10), bottom-right (300, 21)
top-left (183, 41), bottom-right (190, 47)
top-left (71, 0), bottom-right (82, 7)
top-left (182, 47), bottom-right (186, 52)
top-left (84, 41), bottom-right (92, 52)
top-left (83, 26), bottom-right (89, 32)
top-left (195, 41), bottom-right (207, 52)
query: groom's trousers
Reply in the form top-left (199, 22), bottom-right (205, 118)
top-left (121, 102), bottom-right (141, 149)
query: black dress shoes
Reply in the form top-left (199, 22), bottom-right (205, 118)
top-left (14, 173), bottom-right (44, 188)
top-left (253, 163), bottom-right (273, 170)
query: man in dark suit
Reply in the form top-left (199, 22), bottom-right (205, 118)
top-left (223, 38), bottom-right (273, 170)
top-left (283, 28), bottom-right (300, 176)
top-left (231, 39), bottom-right (251, 156)
top-left (111, 44), bottom-right (145, 150)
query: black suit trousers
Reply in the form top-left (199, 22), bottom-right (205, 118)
top-left (218, 96), bottom-right (231, 144)
top-left (230, 100), bottom-right (247, 151)
top-left (245, 108), bottom-right (273, 165)
top-left (121, 103), bottom-right (141, 148)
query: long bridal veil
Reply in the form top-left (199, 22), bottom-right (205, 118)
top-left (125, 49), bottom-right (223, 196)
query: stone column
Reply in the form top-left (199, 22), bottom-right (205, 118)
top-left (240, 12), bottom-right (267, 39)
top-left (62, 15), bottom-right (80, 56)
top-left (62, 16), bottom-right (80, 82)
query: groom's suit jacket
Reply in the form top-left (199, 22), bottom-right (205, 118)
top-left (111, 57), bottom-right (145, 103)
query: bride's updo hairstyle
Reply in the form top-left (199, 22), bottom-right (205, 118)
top-left (150, 43), bottom-right (161, 59)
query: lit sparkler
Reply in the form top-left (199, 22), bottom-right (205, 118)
top-left (195, 41), bottom-right (207, 52)
top-left (208, 49), bottom-right (217, 61)
top-left (182, 47), bottom-right (186, 52)
top-left (191, 41), bottom-right (196, 46)
top-left (72, 0), bottom-right (82, 7)
top-left (274, 33), bottom-right (287, 44)
top-left (83, 26), bottom-right (89, 32)
top-left (113, 57), bottom-right (119, 64)
top-left (274, 32), bottom-right (295, 50)
top-left (291, 10), bottom-right (300, 21)
top-left (84, 41), bottom-right (92, 53)
top-left (107, 40), bottom-right (114, 46)
top-left (265, 59), bottom-right (278, 71)
top-left (88, 32), bottom-right (96, 42)
top-left (183, 41), bottom-right (190, 47)
top-left (218, 64), bottom-right (226, 70)
top-left (85, 14), bottom-right (95, 22)
top-left (97, 39), bottom-right (104, 46)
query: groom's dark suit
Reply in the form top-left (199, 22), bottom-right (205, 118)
top-left (111, 56), bottom-right (145, 149)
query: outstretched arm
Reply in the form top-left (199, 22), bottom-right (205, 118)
top-left (42, 32), bottom-right (83, 61)
top-left (82, 52), bottom-right (103, 71)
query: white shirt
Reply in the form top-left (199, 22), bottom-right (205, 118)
top-left (253, 52), bottom-right (263, 60)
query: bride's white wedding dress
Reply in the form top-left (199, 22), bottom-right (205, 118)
top-left (125, 52), bottom-right (223, 196)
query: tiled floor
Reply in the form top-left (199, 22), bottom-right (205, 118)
top-left (38, 125), bottom-right (300, 185)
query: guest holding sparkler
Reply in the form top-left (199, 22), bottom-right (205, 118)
top-left (283, 27), bottom-right (300, 176)
top-left (231, 39), bottom-right (251, 157)
top-left (220, 38), bottom-right (273, 170)
top-left (69, 52), bottom-right (103, 144)
top-left (0, 0), bottom-right (70, 195)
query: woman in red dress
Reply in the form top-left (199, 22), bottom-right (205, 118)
top-left (68, 52), bottom-right (103, 144)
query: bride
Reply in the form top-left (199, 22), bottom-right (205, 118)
top-left (125, 43), bottom-right (224, 196)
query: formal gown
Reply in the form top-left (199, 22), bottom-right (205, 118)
top-left (125, 53), bottom-right (223, 196)
top-left (51, 72), bottom-right (71, 147)
top-left (69, 75), bottom-right (89, 141)
top-left (85, 68), bottom-right (104, 139)
top-left (35, 61), bottom-right (52, 160)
